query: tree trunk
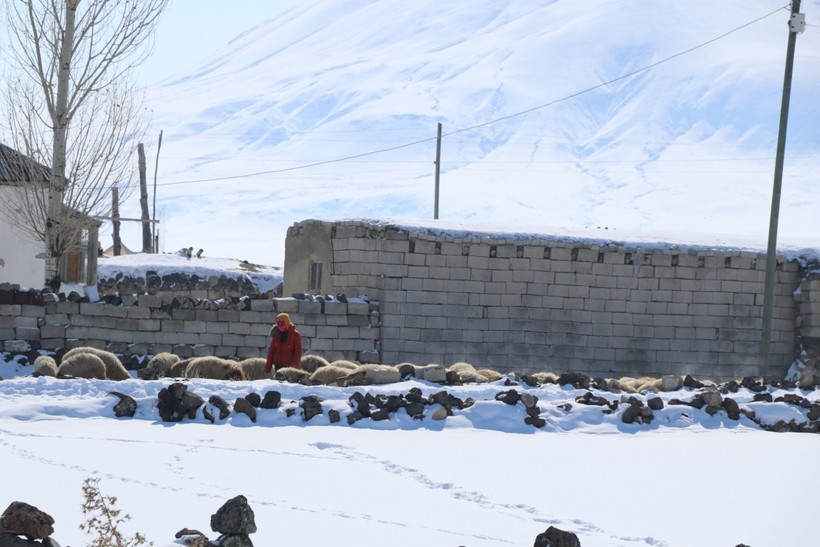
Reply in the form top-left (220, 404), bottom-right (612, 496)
top-left (44, 0), bottom-right (79, 291)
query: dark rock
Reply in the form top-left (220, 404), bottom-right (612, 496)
top-left (520, 392), bottom-right (539, 410)
top-left (328, 409), bottom-right (341, 423)
top-left (397, 363), bottom-right (416, 379)
top-left (370, 407), bottom-right (391, 421)
top-left (215, 533), bottom-right (254, 547)
top-left (621, 403), bottom-right (643, 424)
top-left (259, 391), bottom-right (281, 409)
top-left (349, 392), bottom-right (371, 417)
top-left (404, 387), bottom-right (426, 404)
top-left (574, 391), bottom-right (609, 406)
top-left (204, 396), bottom-right (231, 423)
top-left (520, 374), bottom-right (539, 387)
top-left (0, 502), bottom-right (54, 541)
top-left (234, 398), bottom-right (257, 423)
top-left (244, 393), bottom-right (261, 407)
top-left (753, 393), bottom-right (773, 403)
top-left (210, 495), bottom-right (256, 535)
top-left (109, 391), bottom-right (137, 418)
top-left (494, 389), bottom-right (520, 405)
top-left (557, 371), bottom-right (590, 389)
top-left (430, 390), bottom-right (452, 408)
top-left (808, 404), bottom-right (820, 421)
top-left (445, 370), bottom-right (462, 385)
top-left (157, 383), bottom-right (204, 422)
top-left (525, 415), bottom-right (547, 428)
top-left (405, 401), bottom-right (425, 418)
top-left (299, 395), bottom-right (323, 421)
top-left (175, 528), bottom-right (210, 546)
top-left (683, 374), bottom-right (704, 389)
top-left (533, 525), bottom-right (581, 547)
top-left (646, 396), bottom-right (664, 411)
top-left (722, 397), bottom-right (741, 420)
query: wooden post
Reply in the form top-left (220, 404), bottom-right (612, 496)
top-left (138, 143), bottom-right (151, 252)
top-left (434, 122), bottom-right (442, 219)
top-left (152, 130), bottom-right (163, 253)
top-left (112, 186), bottom-right (121, 256)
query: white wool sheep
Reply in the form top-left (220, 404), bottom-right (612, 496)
top-left (344, 364), bottom-right (401, 386)
top-left (62, 347), bottom-right (131, 381)
top-left (447, 362), bottom-right (488, 384)
top-left (184, 357), bottom-right (245, 381)
top-left (329, 359), bottom-right (360, 370)
top-left (238, 358), bottom-right (269, 381)
top-left (300, 354), bottom-right (331, 374)
top-left (57, 352), bottom-right (107, 380)
top-left (33, 355), bottom-right (58, 377)
top-left (414, 363), bottom-right (447, 383)
top-left (531, 371), bottom-right (559, 385)
top-left (310, 364), bottom-right (356, 386)
top-left (273, 366), bottom-right (310, 384)
top-left (167, 357), bottom-right (193, 378)
top-left (139, 352), bottom-right (180, 380)
top-left (476, 368), bottom-right (502, 382)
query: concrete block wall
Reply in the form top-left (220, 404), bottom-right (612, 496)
top-left (316, 220), bottom-right (805, 381)
top-left (0, 296), bottom-right (377, 364)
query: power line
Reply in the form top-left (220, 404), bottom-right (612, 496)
top-left (156, 5), bottom-right (791, 187)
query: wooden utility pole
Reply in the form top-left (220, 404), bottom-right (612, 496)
top-left (138, 143), bottom-right (151, 253)
top-left (761, 0), bottom-right (804, 380)
top-left (112, 186), bottom-right (121, 256)
top-left (434, 122), bottom-right (442, 219)
top-left (152, 130), bottom-right (163, 253)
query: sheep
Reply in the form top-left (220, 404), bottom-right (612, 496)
top-left (617, 376), bottom-right (661, 394)
top-left (184, 357), bottom-right (245, 381)
top-left (447, 362), bottom-right (488, 384)
top-left (414, 363), bottom-right (447, 383)
top-left (273, 366), bottom-right (311, 384)
top-left (310, 364), bottom-right (356, 386)
top-left (167, 357), bottom-right (193, 378)
top-left (62, 347), bottom-right (131, 381)
top-left (33, 355), bottom-right (58, 377)
top-left (476, 368), bottom-right (502, 382)
top-left (341, 364), bottom-right (401, 386)
top-left (329, 359), bottom-right (360, 370)
top-left (300, 354), bottom-right (331, 374)
top-left (57, 352), bottom-right (107, 380)
top-left (530, 371), bottom-right (559, 385)
top-left (237, 358), bottom-right (269, 381)
top-left (138, 352), bottom-right (180, 380)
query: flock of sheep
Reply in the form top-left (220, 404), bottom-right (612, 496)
top-left (29, 346), bottom-right (701, 393)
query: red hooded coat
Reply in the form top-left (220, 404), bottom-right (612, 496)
top-left (265, 313), bottom-right (302, 372)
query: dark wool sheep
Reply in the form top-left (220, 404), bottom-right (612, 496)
top-left (62, 347), bottom-right (131, 381)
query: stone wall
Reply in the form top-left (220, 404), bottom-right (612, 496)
top-left (285, 219), bottom-right (815, 381)
top-left (0, 293), bottom-right (378, 363)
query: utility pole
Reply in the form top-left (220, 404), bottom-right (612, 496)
top-left (152, 130), bottom-right (163, 253)
top-left (434, 122), bottom-right (442, 219)
top-left (138, 143), bottom-right (151, 253)
top-left (761, 0), bottom-right (805, 380)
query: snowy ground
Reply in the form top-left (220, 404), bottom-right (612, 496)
top-left (0, 355), bottom-right (817, 547)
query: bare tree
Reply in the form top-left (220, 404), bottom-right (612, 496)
top-left (2, 0), bottom-right (168, 290)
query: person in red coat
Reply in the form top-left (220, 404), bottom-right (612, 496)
top-left (264, 312), bottom-right (302, 373)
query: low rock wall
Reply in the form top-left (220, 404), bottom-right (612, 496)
top-left (0, 292), bottom-right (378, 364)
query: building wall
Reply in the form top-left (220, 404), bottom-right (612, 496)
top-left (285, 219), bottom-right (807, 381)
top-left (0, 187), bottom-right (45, 288)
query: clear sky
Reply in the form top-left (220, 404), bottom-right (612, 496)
top-left (138, 0), bottom-right (303, 86)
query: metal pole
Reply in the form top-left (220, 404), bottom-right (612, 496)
top-left (761, 0), bottom-right (802, 380)
top-left (434, 122), bottom-right (442, 219)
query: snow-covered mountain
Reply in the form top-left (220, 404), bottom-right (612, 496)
top-left (132, 0), bottom-right (820, 266)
